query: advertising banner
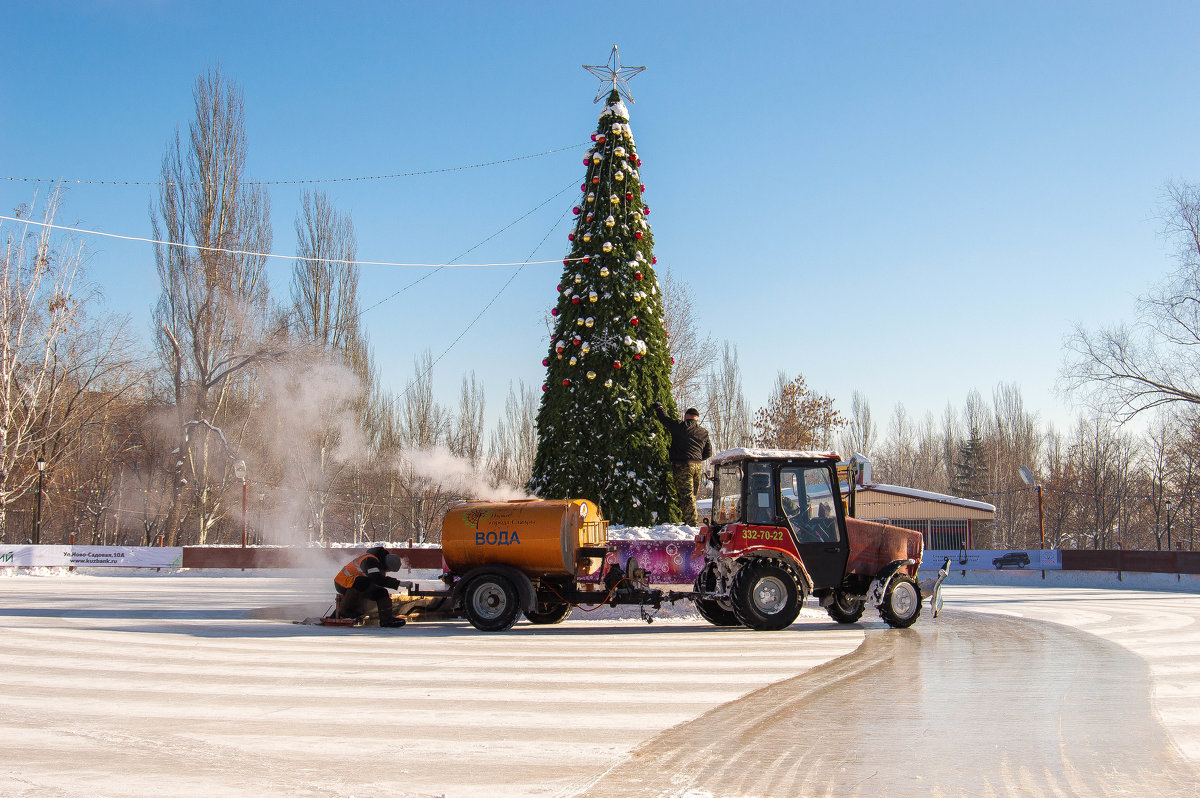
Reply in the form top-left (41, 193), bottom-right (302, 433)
top-left (0, 546), bottom-right (184, 568)
top-left (579, 539), bottom-right (704, 586)
top-left (923, 548), bottom-right (1062, 571)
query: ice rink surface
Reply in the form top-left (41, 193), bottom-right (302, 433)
top-left (1, 571), bottom-right (1197, 797)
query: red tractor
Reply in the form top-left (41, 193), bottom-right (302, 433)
top-left (692, 448), bottom-right (950, 631)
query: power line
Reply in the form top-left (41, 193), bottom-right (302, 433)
top-left (0, 143), bottom-right (589, 187)
top-left (0, 213), bottom-right (581, 270)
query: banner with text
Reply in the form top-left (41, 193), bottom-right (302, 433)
top-left (922, 548), bottom-right (1062, 571)
top-left (0, 546), bottom-right (184, 568)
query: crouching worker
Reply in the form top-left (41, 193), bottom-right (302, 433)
top-left (333, 545), bottom-right (406, 627)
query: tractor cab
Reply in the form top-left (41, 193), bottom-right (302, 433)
top-left (705, 448), bottom-right (849, 589)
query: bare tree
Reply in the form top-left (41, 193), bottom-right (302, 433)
top-left (661, 268), bottom-right (716, 411)
top-left (449, 372), bottom-right (486, 466)
top-left (487, 380), bottom-right (538, 490)
top-left (1065, 181), bottom-right (1200, 420)
top-left (152, 66), bottom-right (275, 545)
top-left (1, 192), bottom-right (143, 540)
top-left (702, 341), bottom-right (752, 452)
top-left (987, 383), bottom-right (1041, 548)
top-left (838, 390), bottom-right (878, 459)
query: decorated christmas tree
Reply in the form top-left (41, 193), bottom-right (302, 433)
top-left (527, 47), bottom-right (679, 525)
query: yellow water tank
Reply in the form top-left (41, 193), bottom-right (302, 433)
top-left (441, 499), bottom-right (608, 578)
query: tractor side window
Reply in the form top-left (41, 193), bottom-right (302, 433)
top-left (745, 463), bottom-right (775, 525)
top-left (713, 464), bottom-right (743, 524)
top-left (782, 467), bottom-right (840, 543)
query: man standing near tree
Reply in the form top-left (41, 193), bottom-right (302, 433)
top-left (652, 403), bottom-right (713, 526)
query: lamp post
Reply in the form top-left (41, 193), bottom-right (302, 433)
top-left (1019, 466), bottom-right (1045, 579)
top-left (1166, 497), bottom-right (1172, 552)
top-left (233, 459), bottom-right (248, 548)
top-left (258, 491), bottom-right (266, 545)
top-left (33, 457), bottom-right (47, 544)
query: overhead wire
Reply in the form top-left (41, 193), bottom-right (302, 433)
top-left (0, 142), bottom-right (589, 186)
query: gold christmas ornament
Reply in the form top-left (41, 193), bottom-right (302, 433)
top-left (602, 241), bottom-right (613, 252)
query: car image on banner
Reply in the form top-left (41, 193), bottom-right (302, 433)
top-left (923, 549), bottom-right (1061, 571)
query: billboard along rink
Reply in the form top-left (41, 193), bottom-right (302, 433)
top-left (1, 574), bottom-right (1198, 796)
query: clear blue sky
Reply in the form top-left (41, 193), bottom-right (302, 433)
top-left (4, 1), bottom-right (1199, 439)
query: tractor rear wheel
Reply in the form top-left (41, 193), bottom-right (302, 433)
top-left (693, 563), bottom-right (740, 627)
top-left (463, 573), bottom-right (521, 632)
top-left (878, 573), bottom-right (922, 629)
top-left (826, 590), bottom-right (865, 624)
top-left (730, 558), bottom-right (803, 631)
top-left (524, 601), bottom-right (573, 625)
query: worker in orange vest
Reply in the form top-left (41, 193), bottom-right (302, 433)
top-left (333, 545), bottom-right (405, 627)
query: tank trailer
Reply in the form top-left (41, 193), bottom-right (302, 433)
top-left (398, 449), bottom-right (950, 632)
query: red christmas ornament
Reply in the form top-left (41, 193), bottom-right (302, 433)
top-left (586, 213), bottom-right (594, 222)
top-left (583, 156), bottom-right (591, 165)
top-left (626, 192), bottom-right (633, 200)
top-left (651, 256), bottom-right (657, 264)
top-left (670, 357), bottom-right (675, 364)
top-left (573, 336), bottom-right (582, 345)
top-left (562, 379), bottom-right (571, 386)
top-left (563, 259), bottom-right (570, 266)
top-left (630, 317), bottom-right (639, 326)
top-left (572, 296), bottom-right (580, 304)
top-left (634, 353), bottom-right (642, 360)
top-left (613, 361), bottom-right (622, 369)
top-left (557, 285), bottom-right (562, 291)
top-left (572, 206), bottom-right (581, 215)
top-left (639, 183), bottom-right (645, 192)
top-left (634, 231), bottom-right (643, 239)
top-left (636, 157), bottom-right (643, 166)
top-left (590, 134), bottom-right (597, 141)
top-left (551, 308), bottom-right (560, 316)
top-left (598, 135), bottom-right (606, 143)
top-left (634, 271), bottom-right (643, 280)
top-left (542, 384), bottom-right (548, 392)
top-left (581, 184), bottom-right (587, 192)
top-left (643, 206), bottom-right (650, 215)
top-left (592, 176), bottom-right (600, 184)
top-left (568, 233), bottom-right (575, 241)
top-left (542, 358), bottom-right (549, 366)
top-left (582, 256), bottom-right (591, 264)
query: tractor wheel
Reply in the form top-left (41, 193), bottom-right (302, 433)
top-left (463, 573), bottom-right (522, 632)
top-left (693, 564), bottom-right (740, 627)
top-left (523, 601), bottom-right (573, 625)
top-left (730, 558), bottom-right (803, 631)
top-left (878, 573), bottom-right (922, 629)
top-left (826, 590), bottom-right (866, 624)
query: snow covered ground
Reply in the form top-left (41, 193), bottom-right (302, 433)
top-left (1, 568), bottom-right (1197, 796)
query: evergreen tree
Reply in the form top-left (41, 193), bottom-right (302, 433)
top-left (528, 85), bottom-right (677, 524)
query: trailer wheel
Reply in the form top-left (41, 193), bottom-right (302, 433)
top-left (826, 590), bottom-right (865, 624)
top-left (524, 602), bottom-right (573, 625)
top-left (730, 558), bottom-right (803, 631)
top-left (693, 564), bottom-right (740, 627)
top-left (463, 573), bottom-right (521, 632)
top-left (878, 573), bottom-right (922, 629)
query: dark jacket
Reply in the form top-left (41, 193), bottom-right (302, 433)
top-left (653, 404), bottom-right (713, 464)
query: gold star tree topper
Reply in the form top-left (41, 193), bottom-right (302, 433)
top-left (583, 44), bottom-right (646, 104)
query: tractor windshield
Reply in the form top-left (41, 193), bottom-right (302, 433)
top-left (712, 462), bottom-right (743, 524)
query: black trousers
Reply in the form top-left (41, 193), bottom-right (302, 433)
top-left (335, 583), bottom-right (395, 622)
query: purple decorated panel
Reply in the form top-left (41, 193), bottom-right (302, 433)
top-left (581, 539), bottom-right (705, 585)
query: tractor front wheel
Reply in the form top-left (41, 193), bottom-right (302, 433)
top-left (463, 573), bottom-right (521, 632)
top-left (878, 573), bottom-right (922, 629)
top-left (730, 558), bottom-right (803, 631)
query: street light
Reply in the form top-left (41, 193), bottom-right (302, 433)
top-left (1019, 466), bottom-right (1045, 580)
top-left (233, 459), bottom-right (248, 548)
top-left (1166, 497), bottom-right (1172, 551)
top-left (33, 457), bottom-right (46, 545)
